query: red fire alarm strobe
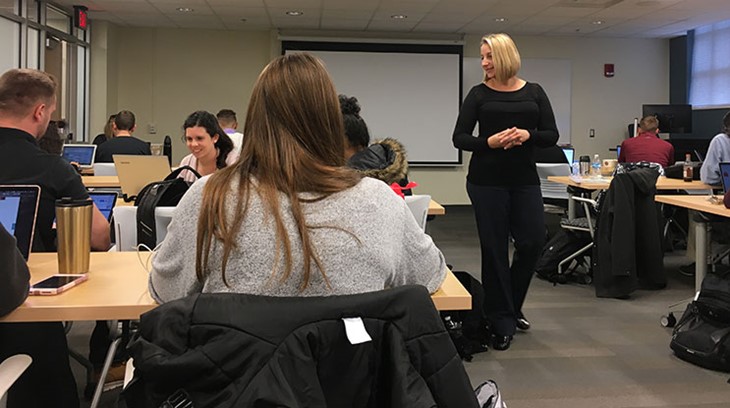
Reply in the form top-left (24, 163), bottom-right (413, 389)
top-left (604, 63), bottom-right (615, 78)
top-left (74, 6), bottom-right (88, 30)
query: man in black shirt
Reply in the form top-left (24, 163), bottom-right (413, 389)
top-left (0, 68), bottom-right (112, 408)
top-left (94, 110), bottom-right (151, 162)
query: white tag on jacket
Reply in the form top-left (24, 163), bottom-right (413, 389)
top-left (342, 317), bottom-right (372, 345)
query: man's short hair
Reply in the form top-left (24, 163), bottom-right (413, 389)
top-left (0, 68), bottom-right (56, 117)
top-left (216, 109), bottom-right (237, 128)
top-left (114, 110), bottom-right (136, 131)
top-left (639, 115), bottom-right (659, 133)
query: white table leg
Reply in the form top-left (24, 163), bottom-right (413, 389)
top-left (695, 219), bottom-right (709, 293)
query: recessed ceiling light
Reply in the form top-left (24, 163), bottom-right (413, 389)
top-left (592, 20), bottom-right (604, 25)
top-left (240, 18), bottom-right (247, 22)
top-left (176, 7), bottom-right (194, 12)
top-left (285, 10), bottom-right (303, 16)
top-left (494, 17), bottom-right (507, 22)
top-left (391, 14), bottom-right (407, 19)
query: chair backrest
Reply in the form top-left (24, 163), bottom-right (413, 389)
top-left (536, 163), bottom-right (571, 200)
top-left (0, 354), bottom-right (32, 408)
top-left (405, 195), bottom-right (431, 232)
top-left (112, 206), bottom-right (176, 251)
top-left (93, 162), bottom-right (117, 176)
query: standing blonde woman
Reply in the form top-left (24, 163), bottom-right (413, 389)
top-left (452, 33), bottom-right (559, 350)
top-left (150, 53), bottom-right (446, 302)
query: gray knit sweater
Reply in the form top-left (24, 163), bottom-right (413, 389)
top-left (149, 176), bottom-right (447, 303)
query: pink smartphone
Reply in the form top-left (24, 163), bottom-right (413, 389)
top-left (29, 274), bottom-right (88, 296)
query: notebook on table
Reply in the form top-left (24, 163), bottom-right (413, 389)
top-left (0, 185), bottom-right (41, 259)
top-left (113, 155), bottom-right (171, 201)
top-left (89, 191), bottom-right (118, 221)
top-left (62, 144), bottom-right (97, 169)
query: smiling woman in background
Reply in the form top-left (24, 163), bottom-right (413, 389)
top-left (178, 110), bottom-right (237, 183)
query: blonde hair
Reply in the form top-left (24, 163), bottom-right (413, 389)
top-left (639, 115), bottom-right (659, 133)
top-left (195, 52), bottom-right (362, 290)
top-left (481, 33), bottom-right (521, 83)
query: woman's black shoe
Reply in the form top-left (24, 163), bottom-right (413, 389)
top-left (491, 335), bottom-right (513, 351)
top-left (516, 317), bottom-right (530, 331)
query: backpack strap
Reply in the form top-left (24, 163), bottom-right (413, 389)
top-left (165, 165), bottom-right (201, 181)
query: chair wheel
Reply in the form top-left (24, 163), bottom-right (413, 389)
top-left (660, 312), bottom-right (676, 328)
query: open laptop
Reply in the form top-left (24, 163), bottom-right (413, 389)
top-left (561, 147), bottom-right (574, 164)
top-left (113, 155), bottom-right (171, 201)
top-left (720, 162), bottom-right (730, 193)
top-left (62, 144), bottom-right (97, 169)
top-left (89, 191), bottom-right (118, 221)
top-left (0, 185), bottom-right (41, 259)
top-left (617, 145), bottom-right (621, 159)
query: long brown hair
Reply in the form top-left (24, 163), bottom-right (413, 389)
top-left (195, 53), bottom-right (362, 290)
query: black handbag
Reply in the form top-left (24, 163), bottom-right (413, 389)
top-left (134, 166), bottom-right (200, 249)
top-left (670, 272), bottom-right (730, 372)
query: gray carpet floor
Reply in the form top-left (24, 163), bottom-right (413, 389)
top-left (68, 205), bottom-right (730, 407)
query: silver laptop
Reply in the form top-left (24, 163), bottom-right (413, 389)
top-left (0, 185), bottom-right (41, 259)
top-left (113, 155), bottom-right (171, 201)
top-left (62, 144), bottom-right (97, 169)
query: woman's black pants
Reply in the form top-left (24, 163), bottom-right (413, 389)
top-left (467, 182), bottom-right (545, 337)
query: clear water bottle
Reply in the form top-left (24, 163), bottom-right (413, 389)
top-left (591, 154), bottom-right (601, 178)
top-left (683, 153), bottom-right (693, 182)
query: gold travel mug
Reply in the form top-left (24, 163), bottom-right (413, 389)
top-left (56, 197), bottom-right (93, 273)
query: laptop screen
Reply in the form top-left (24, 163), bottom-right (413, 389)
top-left (720, 162), bottom-right (730, 193)
top-left (0, 185), bottom-right (40, 259)
top-left (617, 145), bottom-right (621, 159)
top-left (62, 145), bottom-right (96, 166)
top-left (89, 192), bottom-right (117, 221)
top-left (562, 148), bottom-right (574, 164)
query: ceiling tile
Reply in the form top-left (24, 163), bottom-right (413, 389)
top-left (210, 6), bottom-right (269, 18)
top-left (366, 19), bottom-right (418, 31)
top-left (321, 9), bottom-right (374, 20)
top-left (319, 19), bottom-right (370, 30)
top-left (413, 22), bottom-right (466, 33)
top-left (264, 0), bottom-right (322, 9)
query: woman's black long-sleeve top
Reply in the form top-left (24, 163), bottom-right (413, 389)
top-left (452, 82), bottom-right (560, 186)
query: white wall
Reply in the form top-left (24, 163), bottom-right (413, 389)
top-left (89, 29), bottom-right (669, 204)
top-left (92, 27), bottom-right (271, 162)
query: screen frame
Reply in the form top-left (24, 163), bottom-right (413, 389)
top-left (641, 104), bottom-right (693, 134)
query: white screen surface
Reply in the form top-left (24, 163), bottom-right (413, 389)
top-left (285, 46), bottom-right (462, 164)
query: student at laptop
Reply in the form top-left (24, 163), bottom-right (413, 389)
top-left (38, 120), bottom-right (63, 155)
top-left (94, 110), bottom-right (151, 162)
top-left (216, 108), bottom-right (243, 152)
top-left (0, 223), bottom-right (29, 317)
top-left (699, 111), bottom-right (730, 185)
top-left (0, 68), bottom-right (82, 408)
top-left (618, 115), bottom-right (674, 168)
top-left (178, 110), bottom-right (237, 183)
top-left (535, 144), bottom-right (569, 164)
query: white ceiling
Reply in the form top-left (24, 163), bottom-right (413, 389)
top-left (51, 0), bottom-right (730, 38)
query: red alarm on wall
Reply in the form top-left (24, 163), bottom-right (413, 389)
top-left (604, 63), bottom-right (615, 78)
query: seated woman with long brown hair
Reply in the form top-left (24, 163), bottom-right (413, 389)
top-left (149, 53), bottom-right (446, 302)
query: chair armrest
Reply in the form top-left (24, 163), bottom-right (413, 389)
top-left (0, 354), bottom-right (32, 399)
top-left (571, 196), bottom-right (597, 206)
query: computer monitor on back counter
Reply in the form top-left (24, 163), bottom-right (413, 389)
top-left (642, 104), bottom-right (693, 134)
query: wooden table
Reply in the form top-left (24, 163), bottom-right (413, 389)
top-left (116, 197), bottom-right (447, 216)
top-left (547, 175), bottom-right (712, 191)
top-left (549, 175), bottom-right (713, 219)
top-left (0, 253), bottom-right (470, 323)
top-left (82, 176), bottom-right (120, 189)
top-left (655, 194), bottom-right (730, 291)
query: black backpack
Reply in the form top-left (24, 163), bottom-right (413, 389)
top-left (670, 271), bottom-right (730, 372)
top-left (134, 166), bottom-right (200, 249)
top-left (441, 271), bottom-right (489, 361)
top-left (535, 229), bottom-right (592, 284)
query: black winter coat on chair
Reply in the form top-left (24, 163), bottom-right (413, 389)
top-left (123, 285), bottom-right (479, 408)
top-left (593, 168), bottom-right (666, 298)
